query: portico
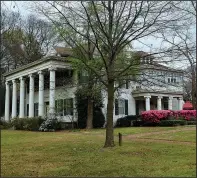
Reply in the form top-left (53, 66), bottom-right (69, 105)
top-left (133, 91), bottom-right (184, 115)
top-left (3, 56), bottom-right (76, 121)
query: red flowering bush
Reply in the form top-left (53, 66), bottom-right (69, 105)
top-left (141, 110), bottom-right (173, 123)
top-left (141, 110), bottom-right (196, 123)
top-left (173, 110), bottom-right (196, 120)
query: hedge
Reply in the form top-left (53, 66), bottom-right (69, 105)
top-left (159, 120), bottom-right (187, 126)
top-left (11, 117), bottom-right (45, 131)
top-left (141, 110), bottom-right (196, 123)
top-left (116, 115), bottom-right (141, 127)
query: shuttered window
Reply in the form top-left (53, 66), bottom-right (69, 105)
top-left (115, 99), bottom-right (119, 115)
top-left (55, 98), bottom-right (73, 116)
top-left (125, 100), bottom-right (128, 115)
top-left (115, 99), bottom-right (128, 115)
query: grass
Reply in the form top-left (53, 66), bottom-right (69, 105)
top-left (1, 126), bottom-right (196, 177)
top-left (80, 126), bottom-right (186, 135)
top-left (141, 130), bottom-right (196, 142)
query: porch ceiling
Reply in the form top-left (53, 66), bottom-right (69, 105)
top-left (132, 90), bottom-right (183, 98)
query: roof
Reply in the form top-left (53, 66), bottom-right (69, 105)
top-left (3, 56), bottom-right (68, 77)
top-left (136, 51), bottom-right (183, 73)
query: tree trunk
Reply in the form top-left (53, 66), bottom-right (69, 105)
top-left (86, 98), bottom-right (93, 129)
top-left (104, 81), bottom-right (115, 148)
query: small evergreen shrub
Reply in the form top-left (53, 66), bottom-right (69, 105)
top-left (186, 121), bottom-right (196, 125)
top-left (93, 108), bottom-right (105, 128)
top-left (11, 117), bottom-right (26, 130)
top-left (0, 119), bottom-right (12, 129)
top-left (133, 120), bottom-right (144, 127)
top-left (159, 120), bottom-right (186, 127)
top-left (116, 115), bottom-right (141, 127)
top-left (11, 117), bottom-right (45, 131)
top-left (116, 117), bottom-right (131, 127)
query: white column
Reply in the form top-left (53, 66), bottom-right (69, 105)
top-left (157, 96), bottom-right (163, 110)
top-left (12, 79), bottom-right (17, 118)
top-left (72, 69), bottom-right (78, 85)
top-left (19, 77), bottom-right (25, 118)
top-left (168, 96), bottom-right (173, 110)
top-left (29, 74), bottom-right (35, 117)
top-left (144, 95), bottom-right (151, 111)
top-left (178, 97), bottom-right (183, 110)
top-left (4, 81), bottom-right (10, 121)
top-left (49, 67), bottom-right (56, 115)
top-left (38, 71), bottom-right (44, 117)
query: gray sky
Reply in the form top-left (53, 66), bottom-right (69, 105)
top-left (2, 1), bottom-right (195, 69)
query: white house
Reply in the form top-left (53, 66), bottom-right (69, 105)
top-left (3, 51), bottom-right (184, 125)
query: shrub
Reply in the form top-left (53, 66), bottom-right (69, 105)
top-left (116, 117), bottom-right (131, 127)
top-left (11, 117), bottom-right (26, 130)
top-left (141, 110), bottom-right (173, 123)
top-left (11, 117), bottom-right (45, 131)
top-left (39, 115), bottom-right (61, 132)
top-left (186, 121), bottom-right (196, 125)
top-left (93, 108), bottom-right (105, 128)
top-left (133, 120), bottom-right (144, 127)
top-left (24, 117), bottom-right (45, 131)
top-left (0, 119), bottom-right (12, 129)
top-left (159, 120), bottom-right (186, 127)
top-left (173, 110), bottom-right (196, 120)
top-left (141, 110), bottom-right (196, 123)
top-left (116, 115), bottom-right (141, 127)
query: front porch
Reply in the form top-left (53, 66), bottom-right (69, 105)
top-left (133, 92), bottom-right (184, 115)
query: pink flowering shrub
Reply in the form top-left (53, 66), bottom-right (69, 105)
top-left (173, 110), bottom-right (196, 120)
top-left (141, 110), bottom-right (196, 123)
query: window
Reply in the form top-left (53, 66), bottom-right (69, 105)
top-left (27, 104), bottom-right (29, 116)
top-left (64, 98), bottom-right (73, 115)
top-left (163, 101), bottom-right (168, 110)
top-left (55, 98), bottom-right (73, 116)
top-left (34, 103), bottom-right (38, 116)
top-left (115, 99), bottom-right (128, 115)
top-left (26, 103), bottom-right (38, 116)
top-left (56, 99), bottom-right (64, 116)
top-left (168, 78), bottom-right (170, 83)
top-left (126, 80), bottom-right (129, 89)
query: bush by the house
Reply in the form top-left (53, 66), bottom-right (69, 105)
top-left (39, 115), bottom-right (61, 131)
top-left (159, 120), bottom-right (186, 126)
top-left (93, 108), bottom-right (105, 128)
top-left (173, 110), bottom-right (196, 120)
top-left (186, 121), bottom-right (196, 125)
top-left (116, 115), bottom-right (141, 127)
top-left (141, 110), bottom-right (173, 123)
top-left (132, 120), bottom-right (144, 127)
top-left (11, 117), bottom-right (45, 131)
top-left (141, 110), bottom-right (196, 123)
top-left (0, 119), bottom-right (12, 129)
top-left (75, 87), bottom-right (105, 129)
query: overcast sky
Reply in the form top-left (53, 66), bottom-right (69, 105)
top-left (2, 1), bottom-right (196, 70)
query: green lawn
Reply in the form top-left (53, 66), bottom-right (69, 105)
top-left (141, 130), bottom-right (196, 142)
top-left (1, 126), bottom-right (196, 177)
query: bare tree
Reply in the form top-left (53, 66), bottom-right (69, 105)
top-left (35, 1), bottom-right (186, 147)
top-left (1, 10), bottom-right (58, 72)
top-left (157, 1), bottom-right (196, 108)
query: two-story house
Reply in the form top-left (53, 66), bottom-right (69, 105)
top-left (3, 49), bottom-right (184, 125)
